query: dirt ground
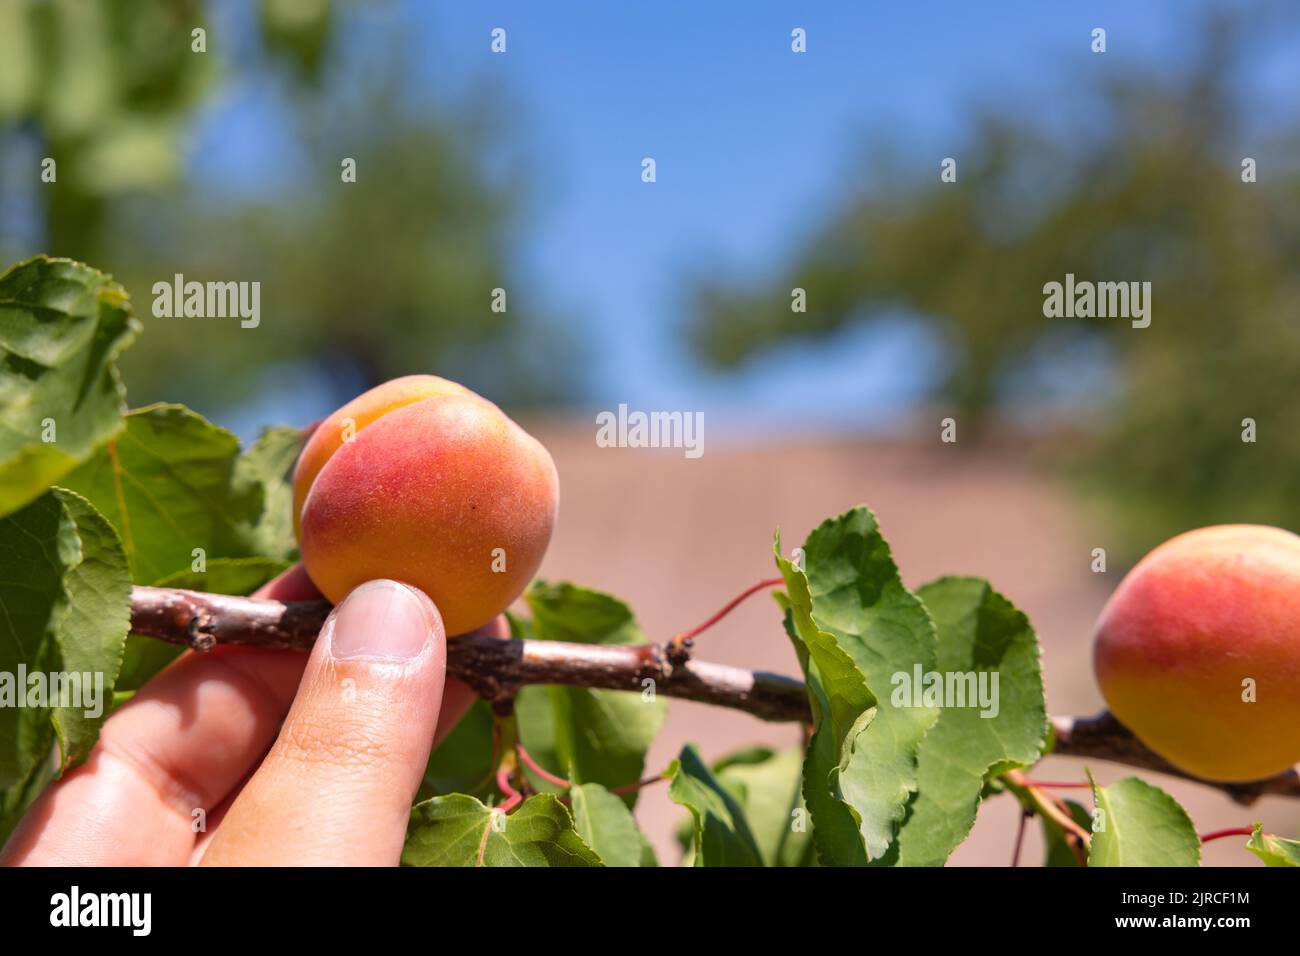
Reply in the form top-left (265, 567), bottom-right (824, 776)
top-left (524, 422), bottom-right (1299, 866)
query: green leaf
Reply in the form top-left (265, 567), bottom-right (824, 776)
top-left (893, 577), bottom-right (1048, 866)
top-left (1088, 774), bottom-right (1201, 867)
top-left (776, 506), bottom-right (939, 864)
top-left (418, 699), bottom-right (497, 802)
top-left (516, 582), bottom-right (665, 798)
top-left (153, 556), bottom-right (290, 594)
top-left (115, 556), bottom-right (291, 692)
top-left (775, 542), bottom-right (873, 866)
top-left (0, 488), bottom-right (130, 819)
top-left (0, 257), bottom-right (138, 518)
top-left (0, 740), bottom-right (57, 847)
top-left (1246, 824), bottom-right (1300, 867)
top-left (712, 746), bottom-right (814, 867)
top-left (668, 744), bottom-right (764, 867)
top-left (113, 637), bottom-right (184, 696)
top-left (570, 781), bottom-right (656, 867)
top-left (59, 404), bottom-right (263, 584)
top-left (45, 489), bottom-right (132, 769)
top-left (235, 425), bottom-right (305, 562)
top-left (527, 581), bottom-right (645, 645)
top-left (1041, 799), bottom-right (1092, 867)
top-left (402, 793), bottom-right (603, 867)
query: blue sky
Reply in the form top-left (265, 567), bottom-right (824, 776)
top-left (189, 1), bottom-right (1298, 439)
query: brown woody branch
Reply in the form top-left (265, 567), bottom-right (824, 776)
top-left (128, 586), bottom-right (809, 721)
top-left (1048, 712), bottom-right (1300, 805)
top-left (129, 586), bottom-right (1300, 803)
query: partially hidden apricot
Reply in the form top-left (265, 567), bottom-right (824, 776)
top-left (1093, 524), bottom-right (1300, 781)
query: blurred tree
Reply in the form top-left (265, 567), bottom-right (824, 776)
top-left (0, 0), bottom-right (571, 415)
top-left (0, 0), bottom-right (209, 262)
top-left (690, 9), bottom-right (1300, 558)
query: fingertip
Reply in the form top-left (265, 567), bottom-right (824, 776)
top-left (325, 579), bottom-right (444, 663)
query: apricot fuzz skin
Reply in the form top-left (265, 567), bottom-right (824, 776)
top-left (1093, 524), bottom-right (1300, 782)
top-left (294, 376), bottom-right (559, 636)
top-left (291, 375), bottom-right (476, 539)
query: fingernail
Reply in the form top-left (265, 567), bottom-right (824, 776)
top-left (328, 580), bottom-right (436, 661)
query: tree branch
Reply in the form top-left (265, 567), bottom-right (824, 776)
top-left (1048, 712), bottom-right (1300, 805)
top-left (129, 586), bottom-right (1300, 803)
top-left (128, 586), bottom-right (809, 721)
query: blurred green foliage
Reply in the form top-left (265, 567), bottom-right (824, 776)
top-left (0, 0), bottom-right (569, 416)
top-left (691, 12), bottom-right (1300, 559)
top-left (0, 0), bottom-right (212, 259)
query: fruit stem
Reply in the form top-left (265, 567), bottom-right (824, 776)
top-left (516, 744), bottom-right (570, 789)
top-left (553, 770), bottom-right (670, 806)
top-left (496, 762), bottom-right (523, 813)
top-left (668, 577), bottom-right (784, 655)
top-left (1199, 826), bottom-right (1255, 843)
top-left (1023, 780), bottom-right (1093, 789)
top-left (491, 711), bottom-right (528, 811)
top-left (1011, 808), bottom-right (1032, 867)
top-left (1002, 769), bottom-right (1091, 865)
top-left (610, 772), bottom-right (671, 797)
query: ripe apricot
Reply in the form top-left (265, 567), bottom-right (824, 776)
top-left (291, 375), bottom-right (476, 538)
top-left (1093, 524), bottom-right (1300, 781)
top-left (294, 378), bottom-right (558, 635)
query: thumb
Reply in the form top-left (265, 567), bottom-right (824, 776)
top-left (201, 579), bottom-right (447, 866)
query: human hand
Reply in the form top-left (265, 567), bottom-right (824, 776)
top-left (0, 566), bottom-right (479, 866)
